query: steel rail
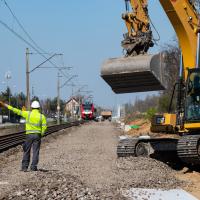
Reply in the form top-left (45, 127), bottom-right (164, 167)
top-left (0, 121), bottom-right (83, 153)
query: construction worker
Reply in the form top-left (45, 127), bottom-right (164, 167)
top-left (0, 100), bottom-right (47, 172)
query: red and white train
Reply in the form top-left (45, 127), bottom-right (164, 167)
top-left (81, 103), bottom-right (95, 120)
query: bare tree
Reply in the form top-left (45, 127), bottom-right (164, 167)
top-left (161, 38), bottom-right (180, 95)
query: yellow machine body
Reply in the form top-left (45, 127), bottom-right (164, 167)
top-left (151, 113), bottom-right (177, 133)
top-left (159, 0), bottom-right (198, 79)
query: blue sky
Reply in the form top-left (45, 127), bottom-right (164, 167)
top-left (0, 0), bottom-right (175, 108)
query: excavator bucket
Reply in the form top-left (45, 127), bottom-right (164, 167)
top-left (101, 54), bottom-right (166, 93)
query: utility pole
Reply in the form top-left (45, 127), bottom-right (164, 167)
top-left (26, 48), bottom-right (30, 110)
top-left (5, 71), bottom-right (11, 121)
top-left (71, 85), bottom-right (74, 121)
top-left (79, 95), bottom-right (82, 119)
top-left (58, 76), bottom-right (77, 122)
top-left (57, 72), bottom-right (61, 125)
top-left (26, 51), bottom-right (63, 111)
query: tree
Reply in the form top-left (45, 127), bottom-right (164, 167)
top-left (0, 88), bottom-right (26, 122)
top-left (145, 107), bottom-right (157, 120)
top-left (124, 39), bottom-right (181, 121)
top-left (0, 87), bottom-right (11, 116)
top-left (158, 38), bottom-right (180, 112)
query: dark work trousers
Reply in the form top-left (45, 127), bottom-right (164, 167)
top-left (22, 134), bottom-right (41, 169)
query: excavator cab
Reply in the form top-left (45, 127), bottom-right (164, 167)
top-left (185, 69), bottom-right (200, 122)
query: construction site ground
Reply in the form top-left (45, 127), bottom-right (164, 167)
top-left (0, 121), bottom-right (199, 199)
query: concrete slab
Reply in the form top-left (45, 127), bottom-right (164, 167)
top-left (122, 188), bottom-right (198, 200)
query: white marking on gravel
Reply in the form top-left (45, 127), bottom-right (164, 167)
top-left (122, 188), bottom-right (198, 200)
top-left (0, 181), bottom-right (9, 185)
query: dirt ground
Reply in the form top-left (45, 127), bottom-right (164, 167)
top-left (176, 169), bottom-right (200, 199)
top-left (0, 121), bottom-right (199, 199)
top-left (126, 118), bottom-right (178, 138)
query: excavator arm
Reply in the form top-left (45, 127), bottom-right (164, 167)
top-left (122, 0), bottom-right (154, 56)
top-left (123, 0), bottom-right (149, 36)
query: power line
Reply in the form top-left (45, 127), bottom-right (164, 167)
top-left (3, 0), bottom-right (49, 55)
top-left (0, 18), bottom-right (69, 79)
top-left (0, 1), bottom-right (76, 86)
top-left (0, 0), bottom-right (71, 79)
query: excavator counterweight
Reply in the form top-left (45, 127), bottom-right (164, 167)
top-left (101, 54), bottom-right (166, 93)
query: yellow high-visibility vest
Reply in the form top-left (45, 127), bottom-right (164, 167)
top-left (8, 105), bottom-right (47, 136)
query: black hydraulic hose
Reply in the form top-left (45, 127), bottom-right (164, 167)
top-left (168, 83), bottom-right (178, 113)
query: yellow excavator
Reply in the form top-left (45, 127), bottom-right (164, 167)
top-left (101, 0), bottom-right (200, 165)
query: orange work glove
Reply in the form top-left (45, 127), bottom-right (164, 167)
top-left (22, 106), bottom-right (26, 111)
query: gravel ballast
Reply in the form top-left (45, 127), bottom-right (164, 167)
top-left (0, 121), bottom-right (184, 199)
top-left (3, 172), bottom-right (125, 200)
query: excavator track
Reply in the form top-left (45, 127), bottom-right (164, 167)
top-left (177, 135), bottom-right (200, 165)
top-left (117, 138), bottom-right (139, 157)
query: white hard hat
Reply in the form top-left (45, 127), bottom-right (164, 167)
top-left (31, 100), bottom-right (40, 109)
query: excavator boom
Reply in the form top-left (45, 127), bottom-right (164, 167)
top-left (101, 0), bottom-right (199, 94)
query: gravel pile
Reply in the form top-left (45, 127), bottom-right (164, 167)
top-left (1, 171), bottom-right (126, 200)
top-left (116, 157), bottom-right (183, 189)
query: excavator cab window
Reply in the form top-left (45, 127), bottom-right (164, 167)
top-left (185, 70), bottom-right (200, 122)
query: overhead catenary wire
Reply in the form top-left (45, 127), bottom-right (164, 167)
top-left (0, 18), bottom-right (69, 79)
top-left (2, 0), bottom-right (50, 55)
top-left (0, 1), bottom-right (94, 98)
top-left (0, 0), bottom-right (71, 79)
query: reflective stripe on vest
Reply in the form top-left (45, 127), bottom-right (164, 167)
top-left (26, 130), bottom-right (41, 133)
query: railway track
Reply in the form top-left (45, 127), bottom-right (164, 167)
top-left (0, 121), bottom-right (83, 153)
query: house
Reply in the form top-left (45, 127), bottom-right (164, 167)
top-left (65, 97), bottom-right (80, 117)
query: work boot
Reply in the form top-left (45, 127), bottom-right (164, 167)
top-left (20, 168), bottom-right (28, 172)
top-left (30, 166), bottom-right (38, 171)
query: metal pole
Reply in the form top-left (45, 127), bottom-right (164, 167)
top-left (57, 72), bottom-right (60, 125)
top-left (79, 95), bottom-right (81, 119)
top-left (8, 82), bottom-right (10, 121)
top-left (125, 0), bottom-right (129, 12)
top-left (71, 86), bottom-right (74, 121)
top-left (26, 48), bottom-right (30, 110)
top-left (179, 53), bottom-right (183, 77)
top-left (196, 32), bottom-right (200, 68)
top-left (5, 72), bottom-right (11, 121)
top-left (32, 86), bottom-right (34, 98)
